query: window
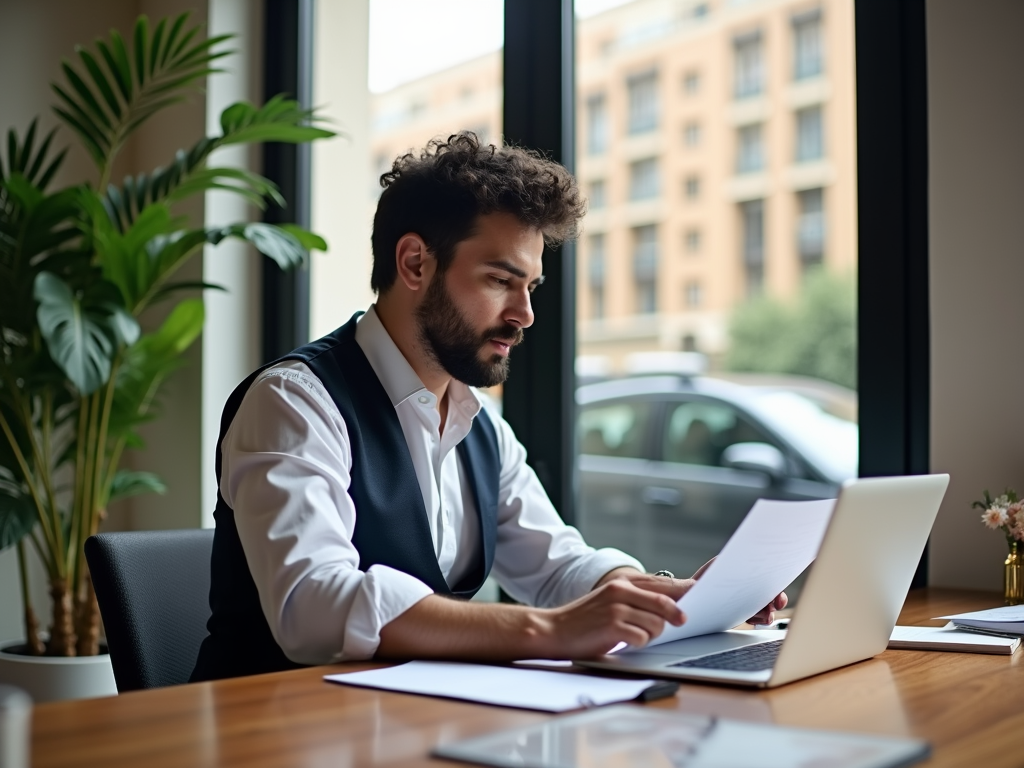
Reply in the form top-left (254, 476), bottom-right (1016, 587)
top-left (627, 70), bottom-right (658, 134)
top-left (663, 401), bottom-right (773, 467)
top-left (684, 174), bottom-right (701, 200)
top-left (587, 93), bottom-right (609, 154)
top-left (741, 199), bottom-right (765, 295)
top-left (685, 228), bottom-right (702, 253)
top-left (589, 179), bottom-right (606, 210)
top-left (681, 334), bottom-right (698, 352)
top-left (589, 233), bottom-right (606, 319)
top-left (797, 188), bottom-right (825, 269)
top-left (733, 32), bottom-right (764, 99)
top-left (737, 123), bottom-right (765, 173)
top-left (795, 106), bottom-right (824, 162)
top-left (685, 279), bottom-right (702, 308)
top-left (793, 11), bottom-right (823, 80)
top-left (633, 224), bottom-right (658, 313)
top-left (579, 401), bottom-right (653, 459)
top-left (684, 121), bottom-right (701, 147)
top-left (683, 70), bottom-right (701, 95)
top-left (629, 157), bottom-right (659, 200)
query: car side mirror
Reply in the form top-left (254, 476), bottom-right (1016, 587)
top-left (721, 442), bottom-right (787, 480)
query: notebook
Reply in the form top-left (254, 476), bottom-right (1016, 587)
top-left (888, 623), bottom-right (1020, 655)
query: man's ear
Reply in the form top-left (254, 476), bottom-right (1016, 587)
top-left (394, 233), bottom-right (435, 292)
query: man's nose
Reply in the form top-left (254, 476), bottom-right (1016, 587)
top-left (505, 288), bottom-right (535, 330)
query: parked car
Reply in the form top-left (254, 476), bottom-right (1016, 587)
top-left (575, 374), bottom-right (858, 582)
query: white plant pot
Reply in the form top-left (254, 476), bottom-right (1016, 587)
top-left (0, 641), bottom-right (117, 703)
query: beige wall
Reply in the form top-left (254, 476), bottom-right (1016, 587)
top-left (927, 0), bottom-right (1024, 590)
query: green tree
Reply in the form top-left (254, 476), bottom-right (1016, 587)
top-left (725, 270), bottom-right (857, 389)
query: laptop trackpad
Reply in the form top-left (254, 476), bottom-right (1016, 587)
top-left (615, 630), bottom-right (781, 660)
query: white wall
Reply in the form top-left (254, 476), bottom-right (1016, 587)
top-left (928, 0), bottom-right (1024, 589)
top-left (309, 0), bottom-right (374, 338)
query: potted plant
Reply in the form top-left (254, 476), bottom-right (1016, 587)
top-left (0, 12), bottom-right (333, 700)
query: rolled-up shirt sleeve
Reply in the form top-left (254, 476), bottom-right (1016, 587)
top-left (486, 406), bottom-right (645, 608)
top-left (221, 365), bottom-right (433, 665)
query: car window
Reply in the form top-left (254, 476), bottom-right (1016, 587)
top-left (578, 401), bottom-right (652, 459)
top-left (663, 400), bottom-right (777, 467)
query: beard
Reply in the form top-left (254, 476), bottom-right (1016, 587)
top-left (415, 275), bottom-right (524, 387)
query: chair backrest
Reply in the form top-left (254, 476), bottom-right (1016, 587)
top-left (85, 529), bottom-right (213, 692)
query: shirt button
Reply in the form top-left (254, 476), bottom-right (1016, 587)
top-left (418, 395), bottom-right (430, 404)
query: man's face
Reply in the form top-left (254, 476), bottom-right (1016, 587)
top-left (415, 212), bottom-right (545, 387)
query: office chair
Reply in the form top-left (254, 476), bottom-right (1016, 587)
top-left (85, 529), bottom-right (213, 692)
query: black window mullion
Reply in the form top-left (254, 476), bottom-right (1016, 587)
top-left (502, 0), bottom-right (577, 523)
top-left (261, 0), bottom-right (314, 363)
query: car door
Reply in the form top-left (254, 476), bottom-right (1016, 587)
top-left (641, 396), bottom-right (833, 577)
top-left (576, 397), bottom-right (659, 566)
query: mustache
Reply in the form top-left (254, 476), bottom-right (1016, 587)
top-left (483, 324), bottom-right (524, 347)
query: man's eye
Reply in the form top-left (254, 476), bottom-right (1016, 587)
top-left (492, 276), bottom-right (509, 286)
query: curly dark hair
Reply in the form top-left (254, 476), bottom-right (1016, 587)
top-left (370, 131), bottom-right (585, 293)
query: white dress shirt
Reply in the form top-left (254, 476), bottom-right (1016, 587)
top-left (220, 306), bottom-right (644, 665)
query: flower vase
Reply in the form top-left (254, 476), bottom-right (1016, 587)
top-left (1005, 541), bottom-right (1024, 606)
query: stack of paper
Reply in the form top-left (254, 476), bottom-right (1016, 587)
top-left (939, 605), bottom-right (1024, 635)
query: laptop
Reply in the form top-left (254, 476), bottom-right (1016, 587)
top-left (577, 474), bottom-right (950, 688)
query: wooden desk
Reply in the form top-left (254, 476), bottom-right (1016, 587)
top-left (31, 589), bottom-right (1022, 767)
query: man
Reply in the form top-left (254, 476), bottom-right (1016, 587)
top-left (191, 133), bottom-right (784, 681)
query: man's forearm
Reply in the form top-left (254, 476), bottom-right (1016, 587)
top-left (376, 595), bottom-right (550, 661)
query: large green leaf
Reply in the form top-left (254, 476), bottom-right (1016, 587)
top-left (102, 95), bottom-right (335, 230)
top-left (108, 469), bottom-right (166, 503)
top-left (1, 120), bottom-right (68, 190)
top-left (33, 272), bottom-right (139, 395)
top-left (107, 299), bottom-right (204, 445)
top-left (52, 12), bottom-right (234, 172)
top-left (0, 482), bottom-right (36, 551)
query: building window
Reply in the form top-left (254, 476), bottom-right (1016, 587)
top-left (587, 93), bottom-right (608, 155)
top-left (627, 70), bottom-right (658, 134)
top-left (629, 158), bottom-right (659, 200)
top-left (797, 188), bottom-right (825, 270)
top-left (793, 10), bottom-right (823, 80)
top-left (589, 233), bottom-right (606, 319)
top-left (588, 179), bottom-right (606, 210)
top-left (684, 121), bottom-right (701, 147)
top-left (683, 70), bottom-right (701, 95)
top-left (733, 32), bottom-right (764, 99)
top-left (741, 199), bottom-right (765, 296)
top-left (633, 224), bottom-right (658, 313)
top-left (682, 334), bottom-right (698, 352)
top-left (737, 123), bottom-right (765, 173)
top-left (685, 228), bottom-right (702, 253)
top-left (795, 106), bottom-right (824, 162)
top-left (684, 174), bottom-right (701, 200)
top-left (685, 279), bottom-right (703, 308)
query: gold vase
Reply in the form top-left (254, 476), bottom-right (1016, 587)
top-left (1005, 541), bottom-right (1024, 606)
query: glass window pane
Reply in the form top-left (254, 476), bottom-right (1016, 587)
top-left (579, 401), bottom-right (652, 459)
top-left (574, 0), bottom-right (857, 601)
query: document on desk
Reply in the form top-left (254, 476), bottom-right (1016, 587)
top-left (324, 662), bottom-right (659, 712)
top-left (643, 497), bottom-right (836, 649)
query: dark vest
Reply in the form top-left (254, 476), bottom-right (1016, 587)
top-left (191, 314), bottom-right (500, 682)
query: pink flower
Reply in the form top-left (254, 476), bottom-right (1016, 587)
top-left (1014, 519), bottom-right (1024, 542)
top-left (982, 506), bottom-right (1008, 529)
top-left (1008, 503), bottom-right (1024, 524)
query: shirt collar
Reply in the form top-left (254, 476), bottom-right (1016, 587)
top-left (354, 305), bottom-right (483, 418)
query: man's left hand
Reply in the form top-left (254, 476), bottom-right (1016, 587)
top-left (596, 563), bottom-right (788, 626)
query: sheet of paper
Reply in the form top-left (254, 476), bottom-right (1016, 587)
top-left (324, 661), bottom-right (657, 712)
top-left (644, 497), bottom-right (836, 648)
top-left (939, 605), bottom-right (1024, 623)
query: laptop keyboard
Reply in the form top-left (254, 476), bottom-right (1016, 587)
top-left (669, 639), bottom-right (784, 672)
